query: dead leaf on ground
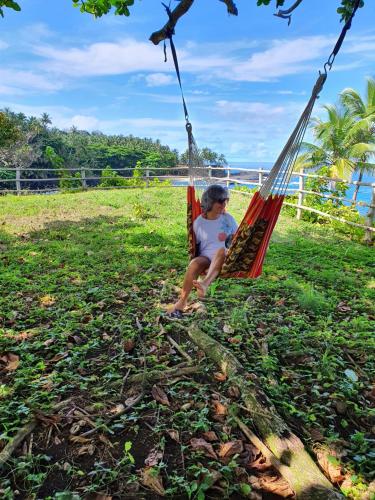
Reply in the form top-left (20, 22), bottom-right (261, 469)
top-left (218, 440), bottom-right (244, 458)
top-left (166, 429), bottom-right (180, 442)
top-left (228, 336), bottom-right (241, 344)
top-left (337, 301), bottom-right (352, 313)
top-left (228, 385), bottom-right (241, 399)
top-left (124, 394), bottom-right (141, 406)
top-left (309, 428), bottom-right (324, 441)
top-left (92, 495), bottom-right (112, 500)
top-left (315, 446), bottom-right (345, 483)
top-left (98, 434), bottom-right (114, 448)
top-left (69, 435), bottom-right (92, 444)
top-left (47, 352), bottom-right (69, 364)
top-left (34, 411), bottom-right (61, 426)
top-left (242, 443), bottom-right (261, 465)
top-left (151, 385), bottom-right (170, 406)
top-left (123, 339), bottom-right (135, 352)
top-left (3, 331), bottom-right (35, 342)
top-left (202, 431), bottom-right (218, 442)
top-left (252, 455), bottom-right (272, 471)
top-left (275, 298), bottom-right (286, 306)
top-left (0, 352), bottom-right (20, 371)
top-left (109, 404), bottom-right (125, 415)
top-left (180, 402), bottom-right (193, 411)
top-left (139, 467), bottom-right (165, 496)
top-left (70, 420), bottom-right (87, 435)
top-left (77, 443), bottom-right (95, 456)
top-left (259, 474), bottom-right (294, 498)
top-left (144, 447), bottom-right (163, 467)
top-left (223, 324), bottom-right (234, 334)
top-left (214, 371), bottom-right (227, 382)
top-left (39, 295), bottom-right (56, 307)
top-left (190, 438), bottom-right (218, 459)
top-left (212, 401), bottom-right (227, 416)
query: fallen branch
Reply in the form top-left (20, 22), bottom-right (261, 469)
top-left (187, 324), bottom-right (343, 500)
top-left (128, 365), bottom-right (201, 385)
top-left (0, 398), bottom-right (73, 468)
top-left (80, 392), bottom-right (144, 438)
top-left (167, 335), bottom-right (193, 363)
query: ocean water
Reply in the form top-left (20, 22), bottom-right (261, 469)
top-left (228, 161), bottom-right (374, 216)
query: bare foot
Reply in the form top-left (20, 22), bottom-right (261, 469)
top-left (169, 300), bottom-right (187, 313)
top-left (193, 280), bottom-right (207, 299)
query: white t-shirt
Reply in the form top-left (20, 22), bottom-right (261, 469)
top-left (193, 213), bottom-right (238, 261)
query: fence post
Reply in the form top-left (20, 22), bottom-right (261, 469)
top-left (364, 184), bottom-right (375, 244)
top-left (81, 167), bottom-right (87, 189)
top-left (208, 165), bottom-right (212, 179)
top-left (146, 166), bottom-right (150, 187)
top-left (226, 167), bottom-right (230, 188)
top-left (258, 168), bottom-right (264, 186)
top-left (16, 166), bottom-right (21, 195)
top-left (296, 170), bottom-right (305, 220)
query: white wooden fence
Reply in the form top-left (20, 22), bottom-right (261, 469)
top-left (0, 164), bottom-right (374, 241)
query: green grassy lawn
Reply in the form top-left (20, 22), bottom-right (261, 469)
top-left (0, 187), bottom-right (374, 499)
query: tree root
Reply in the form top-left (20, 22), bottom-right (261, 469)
top-left (128, 365), bottom-right (201, 385)
top-left (0, 398), bottom-right (73, 468)
top-left (187, 324), bottom-right (343, 500)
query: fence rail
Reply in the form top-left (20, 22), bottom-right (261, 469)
top-left (1, 164), bottom-right (374, 241)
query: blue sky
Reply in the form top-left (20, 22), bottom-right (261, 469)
top-left (1, 0), bottom-right (375, 161)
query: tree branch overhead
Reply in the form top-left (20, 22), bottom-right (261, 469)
top-left (149, 0), bottom-right (238, 45)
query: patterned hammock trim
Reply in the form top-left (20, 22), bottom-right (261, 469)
top-left (187, 187), bottom-right (284, 279)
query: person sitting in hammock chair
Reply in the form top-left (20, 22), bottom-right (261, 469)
top-left (169, 184), bottom-right (238, 318)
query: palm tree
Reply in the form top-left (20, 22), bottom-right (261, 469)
top-left (299, 104), bottom-right (375, 182)
top-left (340, 78), bottom-right (375, 201)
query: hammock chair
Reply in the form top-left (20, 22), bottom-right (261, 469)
top-left (165, 0), bottom-right (361, 279)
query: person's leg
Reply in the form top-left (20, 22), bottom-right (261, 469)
top-left (172, 256), bottom-right (210, 312)
top-left (193, 248), bottom-right (226, 298)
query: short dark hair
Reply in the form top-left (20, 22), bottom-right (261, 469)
top-left (201, 184), bottom-right (229, 212)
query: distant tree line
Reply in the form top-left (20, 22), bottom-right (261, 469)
top-left (0, 109), bottom-right (227, 192)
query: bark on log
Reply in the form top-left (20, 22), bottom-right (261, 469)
top-left (188, 324), bottom-right (343, 500)
top-left (128, 365), bottom-right (201, 385)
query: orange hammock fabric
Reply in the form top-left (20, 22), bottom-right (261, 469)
top-left (187, 187), bottom-right (284, 279)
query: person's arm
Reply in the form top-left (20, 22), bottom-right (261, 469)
top-left (225, 214), bottom-right (238, 248)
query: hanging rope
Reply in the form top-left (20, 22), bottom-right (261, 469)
top-left (161, 0), bottom-right (363, 277)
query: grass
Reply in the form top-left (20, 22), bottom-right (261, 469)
top-left (0, 187), bottom-right (374, 499)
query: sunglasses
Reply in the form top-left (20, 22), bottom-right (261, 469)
top-left (216, 198), bottom-right (229, 205)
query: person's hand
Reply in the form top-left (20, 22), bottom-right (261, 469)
top-left (225, 234), bottom-right (233, 248)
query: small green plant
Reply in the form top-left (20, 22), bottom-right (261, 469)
top-left (123, 441), bottom-right (135, 465)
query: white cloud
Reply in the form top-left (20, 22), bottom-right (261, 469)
top-left (344, 35), bottom-right (375, 54)
top-left (229, 36), bottom-right (336, 81)
top-left (145, 73), bottom-right (175, 87)
top-left (70, 115), bottom-right (100, 130)
top-left (31, 33), bottom-right (375, 85)
top-left (0, 85), bottom-right (24, 96)
top-left (0, 40), bottom-right (9, 50)
top-left (0, 69), bottom-right (63, 92)
top-left (215, 99), bottom-right (300, 122)
top-left (34, 39), bottom-right (173, 76)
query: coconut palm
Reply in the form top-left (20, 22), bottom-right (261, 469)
top-left (299, 104), bottom-right (375, 183)
top-left (340, 77), bottom-right (375, 201)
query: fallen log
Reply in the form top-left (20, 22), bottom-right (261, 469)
top-left (188, 324), bottom-right (343, 500)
